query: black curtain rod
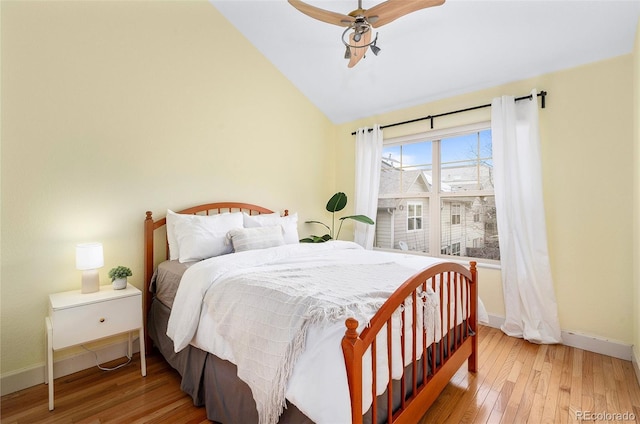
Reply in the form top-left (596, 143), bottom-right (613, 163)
top-left (351, 90), bottom-right (547, 135)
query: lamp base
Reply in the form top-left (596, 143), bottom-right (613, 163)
top-left (81, 270), bottom-right (100, 294)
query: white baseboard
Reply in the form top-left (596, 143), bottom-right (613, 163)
top-left (1, 338), bottom-right (140, 397)
top-left (483, 314), bottom-right (633, 361)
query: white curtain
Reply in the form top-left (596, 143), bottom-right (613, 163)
top-left (354, 125), bottom-right (383, 249)
top-left (491, 90), bottom-right (562, 344)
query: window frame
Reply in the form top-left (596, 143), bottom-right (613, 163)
top-left (378, 121), bottom-right (499, 264)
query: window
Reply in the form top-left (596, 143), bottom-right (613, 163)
top-left (451, 204), bottom-right (461, 225)
top-left (407, 201), bottom-right (423, 231)
top-left (441, 242), bottom-right (460, 256)
top-left (375, 123), bottom-right (499, 261)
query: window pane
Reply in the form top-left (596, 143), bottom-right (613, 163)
top-left (440, 134), bottom-right (474, 162)
top-left (374, 198), bottom-right (430, 253)
top-left (380, 141), bottom-right (433, 195)
top-left (440, 196), bottom-right (499, 260)
top-left (400, 142), bottom-right (432, 167)
top-left (440, 130), bottom-right (494, 192)
top-left (479, 159), bottom-right (494, 190)
top-left (382, 145), bottom-right (401, 166)
top-left (479, 129), bottom-right (492, 155)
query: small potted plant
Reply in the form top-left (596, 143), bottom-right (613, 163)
top-left (108, 266), bottom-right (132, 290)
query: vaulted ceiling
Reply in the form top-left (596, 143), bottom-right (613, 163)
top-left (211, 0), bottom-right (640, 124)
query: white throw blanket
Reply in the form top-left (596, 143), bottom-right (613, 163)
top-left (167, 241), bottom-right (487, 424)
top-left (207, 262), bottom-right (418, 424)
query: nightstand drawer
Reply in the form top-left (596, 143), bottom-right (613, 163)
top-left (50, 295), bottom-right (141, 350)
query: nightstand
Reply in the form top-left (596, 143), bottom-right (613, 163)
top-left (45, 284), bottom-right (147, 410)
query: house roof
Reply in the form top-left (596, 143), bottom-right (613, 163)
top-left (379, 162), bottom-right (448, 208)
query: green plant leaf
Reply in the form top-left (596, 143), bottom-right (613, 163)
top-left (108, 265), bottom-right (132, 281)
top-left (299, 234), bottom-right (332, 243)
top-left (326, 192), bottom-right (347, 213)
top-left (304, 220), bottom-right (331, 232)
top-left (302, 191), bottom-right (374, 241)
top-left (339, 215), bottom-right (375, 225)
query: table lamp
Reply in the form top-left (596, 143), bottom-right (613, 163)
top-left (76, 242), bottom-right (104, 293)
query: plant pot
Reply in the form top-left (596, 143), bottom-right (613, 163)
top-left (112, 278), bottom-right (127, 290)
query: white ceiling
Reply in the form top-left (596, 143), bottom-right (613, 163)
top-left (210, 0), bottom-right (640, 124)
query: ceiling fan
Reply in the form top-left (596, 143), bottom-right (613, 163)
top-left (288, 0), bottom-right (445, 68)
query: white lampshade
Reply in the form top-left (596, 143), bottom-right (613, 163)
top-left (76, 243), bottom-right (103, 293)
top-left (76, 243), bottom-right (104, 270)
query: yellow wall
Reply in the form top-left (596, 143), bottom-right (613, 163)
top-left (1, 0), bottom-right (637, 381)
top-left (336, 55), bottom-right (635, 344)
top-left (1, 1), bottom-right (334, 374)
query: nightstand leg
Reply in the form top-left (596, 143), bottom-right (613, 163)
top-left (46, 317), bottom-right (54, 411)
top-left (139, 327), bottom-right (146, 377)
top-left (44, 320), bottom-right (48, 385)
top-left (127, 332), bottom-right (133, 358)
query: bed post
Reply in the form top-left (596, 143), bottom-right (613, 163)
top-left (342, 317), bottom-right (364, 424)
top-left (143, 211), bottom-right (154, 355)
top-left (468, 261), bottom-right (478, 372)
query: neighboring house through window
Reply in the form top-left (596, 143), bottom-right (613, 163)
top-left (375, 122), bottom-right (500, 261)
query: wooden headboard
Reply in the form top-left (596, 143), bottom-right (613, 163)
top-left (143, 202), bottom-right (287, 352)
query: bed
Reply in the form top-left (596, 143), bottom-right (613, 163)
top-left (143, 202), bottom-right (478, 424)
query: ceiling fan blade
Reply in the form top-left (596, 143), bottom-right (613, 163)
top-left (366, 0), bottom-right (445, 27)
top-left (347, 28), bottom-right (371, 68)
top-left (288, 0), bottom-right (355, 27)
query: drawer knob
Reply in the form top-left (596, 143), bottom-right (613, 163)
top-left (99, 318), bottom-right (105, 323)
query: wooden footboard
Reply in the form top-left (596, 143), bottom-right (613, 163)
top-left (342, 262), bottom-right (477, 424)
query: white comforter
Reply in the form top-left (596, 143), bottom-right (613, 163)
top-left (167, 241), bottom-right (484, 424)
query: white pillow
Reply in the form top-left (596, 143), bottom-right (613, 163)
top-left (166, 210), bottom-right (185, 260)
top-left (173, 212), bottom-right (243, 263)
top-left (227, 226), bottom-right (285, 252)
top-left (243, 212), bottom-right (299, 244)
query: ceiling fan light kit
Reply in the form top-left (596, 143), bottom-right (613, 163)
top-left (342, 22), bottom-right (380, 62)
top-left (288, 0), bottom-right (445, 67)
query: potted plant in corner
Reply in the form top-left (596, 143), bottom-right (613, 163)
top-left (300, 192), bottom-right (374, 243)
top-left (108, 266), bottom-right (132, 290)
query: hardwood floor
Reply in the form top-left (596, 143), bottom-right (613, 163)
top-left (2, 326), bottom-right (640, 423)
top-left (422, 326), bottom-right (640, 424)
